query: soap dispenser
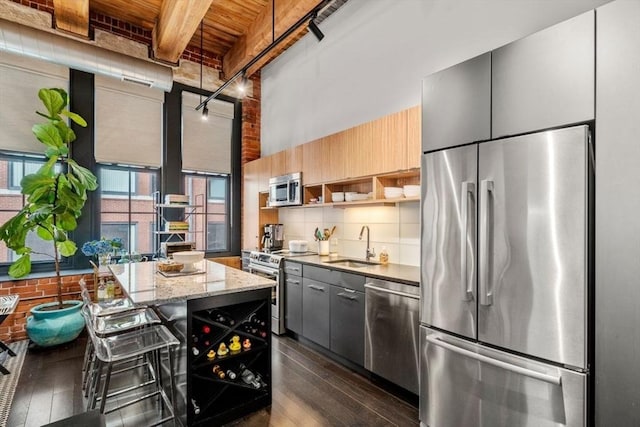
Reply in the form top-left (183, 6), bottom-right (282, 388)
top-left (379, 247), bottom-right (389, 264)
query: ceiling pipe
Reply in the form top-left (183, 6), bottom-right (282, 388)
top-left (0, 19), bottom-right (173, 92)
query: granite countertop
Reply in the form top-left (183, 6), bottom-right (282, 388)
top-left (281, 254), bottom-right (420, 286)
top-left (109, 260), bottom-right (275, 304)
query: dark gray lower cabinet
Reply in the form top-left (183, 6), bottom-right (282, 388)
top-left (302, 278), bottom-right (330, 348)
top-left (330, 286), bottom-right (365, 365)
top-left (285, 274), bottom-right (302, 334)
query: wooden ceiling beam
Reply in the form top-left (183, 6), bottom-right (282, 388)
top-left (223, 0), bottom-right (321, 78)
top-left (152, 0), bottom-right (214, 64)
top-left (52, 0), bottom-right (89, 38)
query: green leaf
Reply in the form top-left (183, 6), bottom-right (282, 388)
top-left (68, 160), bottom-right (98, 191)
top-left (32, 123), bottom-right (63, 148)
top-left (60, 110), bottom-right (87, 127)
top-left (57, 184), bottom-right (84, 212)
top-left (53, 228), bottom-right (67, 242)
top-left (21, 174), bottom-right (55, 196)
top-left (31, 206), bottom-right (53, 224)
top-left (51, 88), bottom-right (68, 107)
top-left (54, 121), bottom-right (76, 145)
top-left (8, 254), bottom-right (32, 278)
top-left (44, 147), bottom-right (61, 158)
top-left (37, 157), bottom-right (58, 176)
top-left (57, 240), bottom-right (77, 257)
top-left (56, 211), bottom-right (77, 231)
top-left (36, 224), bottom-right (54, 241)
top-left (38, 88), bottom-right (65, 117)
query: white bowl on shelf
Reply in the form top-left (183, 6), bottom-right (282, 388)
top-left (332, 192), bottom-right (345, 202)
top-left (384, 187), bottom-right (404, 199)
top-left (171, 251), bottom-right (204, 272)
top-left (344, 192), bottom-right (358, 202)
top-left (403, 185), bottom-right (420, 198)
top-left (350, 193), bottom-right (369, 201)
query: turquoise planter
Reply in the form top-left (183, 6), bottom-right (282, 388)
top-left (26, 300), bottom-right (85, 347)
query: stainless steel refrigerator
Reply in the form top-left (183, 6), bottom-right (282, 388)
top-left (420, 125), bottom-right (591, 426)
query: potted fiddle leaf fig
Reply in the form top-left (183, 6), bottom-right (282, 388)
top-left (0, 88), bottom-right (98, 347)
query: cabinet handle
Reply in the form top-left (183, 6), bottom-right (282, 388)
top-left (337, 292), bottom-right (357, 301)
top-left (288, 268), bottom-right (301, 274)
top-left (287, 279), bottom-right (300, 285)
top-left (308, 284), bottom-right (325, 292)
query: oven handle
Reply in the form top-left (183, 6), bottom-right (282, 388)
top-left (248, 264), bottom-right (279, 278)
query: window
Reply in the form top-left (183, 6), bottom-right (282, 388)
top-left (99, 165), bottom-right (158, 256)
top-left (184, 174), bottom-right (230, 252)
top-left (100, 169), bottom-right (136, 194)
top-left (0, 156), bottom-right (60, 265)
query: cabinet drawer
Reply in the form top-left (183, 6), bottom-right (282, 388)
top-left (303, 264), bottom-right (332, 283)
top-left (330, 270), bottom-right (365, 292)
top-left (330, 286), bottom-right (365, 365)
top-left (283, 261), bottom-right (302, 276)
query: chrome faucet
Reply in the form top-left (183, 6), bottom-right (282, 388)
top-left (359, 225), bottom-right (376, 261)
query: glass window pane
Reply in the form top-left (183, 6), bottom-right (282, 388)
top-left (100, 165), bottom-right (158, 256)
top-left (1, 156), bottom-right (58, 265)
top-left (183, 174), bottom-right (230, 253)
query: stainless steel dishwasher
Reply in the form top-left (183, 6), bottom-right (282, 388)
top-left (364, 278), bottom-right (420, 394)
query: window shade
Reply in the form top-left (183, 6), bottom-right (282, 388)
top-left (95, 75), bottom-right (163, 167)
top-left (0, 52), bottom-right (69, 154)
top-left (182, 92), bottom-right (234, 174)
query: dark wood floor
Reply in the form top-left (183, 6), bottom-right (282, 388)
top-left (7, 334), bottom-right (418, 426)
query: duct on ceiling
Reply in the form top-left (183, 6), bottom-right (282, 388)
top-left (0, 19), bottom-right (173, 92)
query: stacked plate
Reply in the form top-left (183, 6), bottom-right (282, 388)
top-left (383, 187), bottom-right (404, 199)
top-left (345, 192), bottom-right (369, 201)
top-left (403, 185), bottom-right (420, 198)
top-left (332, 192), bottom-right (345, 202)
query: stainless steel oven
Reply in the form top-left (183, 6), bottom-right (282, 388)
top-left (268, 172), bottom-right (302, 207)
top-left (248, 251), bottom-right (285, 334)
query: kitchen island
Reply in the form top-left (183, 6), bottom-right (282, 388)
top-left (109, 260), bottom-right (276, 426)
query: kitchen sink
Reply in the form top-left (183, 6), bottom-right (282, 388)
top-left (323, 259), bottom-right (379, 268)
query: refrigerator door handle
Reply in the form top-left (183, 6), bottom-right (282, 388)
top-left (426, 335), bottom-right (562, 385)
top-left (479, 179), bottom-right (494, 306)
top-left (460, 181), bottom-right (475, 301)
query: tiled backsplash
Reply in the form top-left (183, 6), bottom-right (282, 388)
top-left (279, 201), bottom-right (420, 266)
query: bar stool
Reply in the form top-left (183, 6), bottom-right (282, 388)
top-left (85, 318), bottom-right (179, 425)
top-left (0, 295), bottom-right (19, 375)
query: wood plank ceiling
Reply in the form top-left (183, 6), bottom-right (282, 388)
top-left (50, 0), bottom-right (347, 81)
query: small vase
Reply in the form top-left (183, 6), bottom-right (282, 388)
top-left (98, 253), bottom-right (111, 267)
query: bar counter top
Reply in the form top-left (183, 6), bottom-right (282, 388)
top-left (109, 259), bottom-right (275, 304)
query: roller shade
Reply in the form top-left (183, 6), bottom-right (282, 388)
top-left (95, 75), bottom-right (163, 167)
top-left (182, 92), bottom-right (234, 174)
top-left (0, 52), bottom-right (69, 154)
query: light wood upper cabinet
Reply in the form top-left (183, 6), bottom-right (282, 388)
top-left (322, 132), bottom-right (346, 182)
top-left (269, 150), bottom-right (286, 178)
top-left (302, 138), bottom-right (325, 185)
top-left (406, 105), bottom-right (421, 169)
top-left (251, 156), bottom-right (271, 192)
top-left (285, 145), bottom-right (303, 174)
top-left (346, 110), bottom-right (407, 177)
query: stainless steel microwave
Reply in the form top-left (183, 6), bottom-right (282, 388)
top-left (268, 172), bottom-right (302, 207)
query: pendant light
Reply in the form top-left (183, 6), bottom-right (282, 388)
top-left (199, 20), bottom-right (208, 120)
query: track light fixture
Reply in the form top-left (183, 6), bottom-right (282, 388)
top-left (308, 15), bottom-right (324, 42)
top-left (202, 102), bottom-right (209, 120)
top-left (238, 73), bottom-right (248, 97)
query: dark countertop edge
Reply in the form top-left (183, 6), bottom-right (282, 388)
top-left (283, 255), bottom-right (420, 287)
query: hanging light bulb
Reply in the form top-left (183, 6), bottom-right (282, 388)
top-left (202, 102), bottom-right (209, 120)
top-left (238, 73), bottom-right (248, 97)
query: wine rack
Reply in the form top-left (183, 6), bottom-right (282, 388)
top-left (187, 291), bottom-right (272, 426)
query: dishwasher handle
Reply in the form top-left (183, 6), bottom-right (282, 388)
top-left (364, 283), bottom-right (419, 300)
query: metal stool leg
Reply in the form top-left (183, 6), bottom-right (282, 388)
top-left (0, 341), bottom-right (16, 357)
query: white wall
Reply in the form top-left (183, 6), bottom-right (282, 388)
top-left (261, 0), bottom-right (611, 154)
top-left (279, 202), bottom-right (421, 266)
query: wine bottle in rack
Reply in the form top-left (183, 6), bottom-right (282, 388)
top-left (212, 364), bottom-right (226, 379)
top-left (209, 309), bottom-right (235, 326)
top-left (238, 363), bottom-right (261, 388)
top-left (191, 398), bottom-right (201, 415)
top-left (191, 346), bottom-right (200, 356)
top-left (226, 369), bottom-right (237, 380)
top-left (249, 312), bottom-right (266, 327)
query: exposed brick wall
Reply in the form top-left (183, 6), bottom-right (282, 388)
top-left (0, 273), bottom-right (94, 343)
top-left (10, 0), bottom-right (53, 15)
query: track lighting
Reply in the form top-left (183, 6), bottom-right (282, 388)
top-left (308, 17), bottom-right (324, 42)
top-left (238, 74), bottom-right (248, 97)
top-left (202, 102), bottom-right (209, 120)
